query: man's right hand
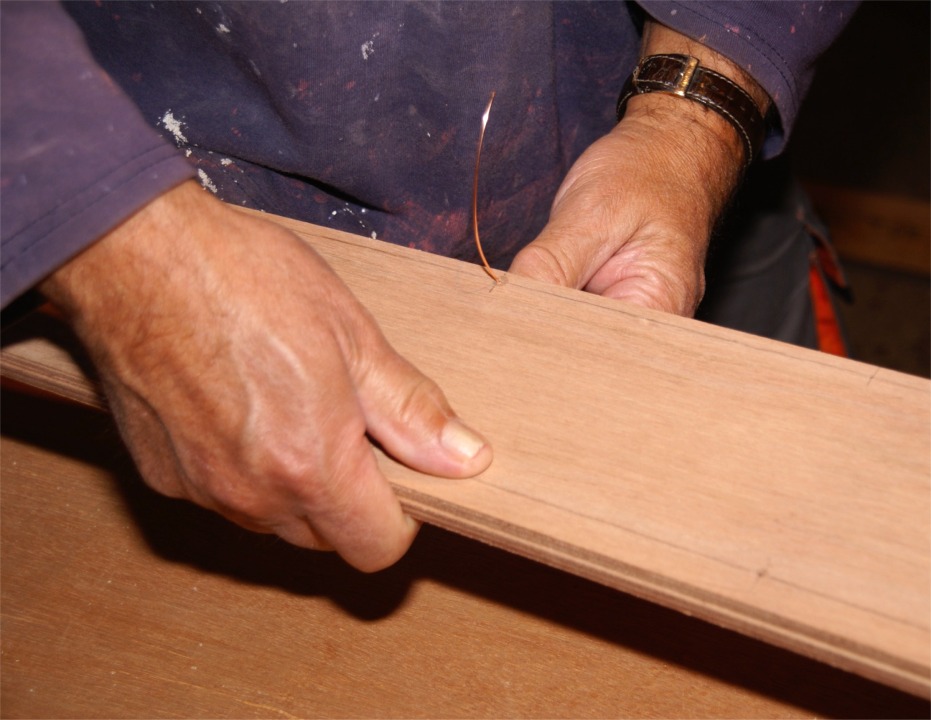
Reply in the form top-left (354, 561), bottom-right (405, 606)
top-left (40, 180), bottom-right (492, 572)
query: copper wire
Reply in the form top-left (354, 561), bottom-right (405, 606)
top-left (472, 91), bottom-right (500, 283)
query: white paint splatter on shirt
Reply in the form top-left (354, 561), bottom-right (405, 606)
top-left (160, 110), bottom-right (188, 145)
top-left (361, 32), bottom-right (379, 60)
top-left (197, 169), bottom-right (218, 194)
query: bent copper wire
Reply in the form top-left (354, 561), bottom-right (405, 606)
top-left (472, 91), bottom-right (500, 283)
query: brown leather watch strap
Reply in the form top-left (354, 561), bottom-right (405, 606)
top-left (616, 53), bottom-right (765, 169)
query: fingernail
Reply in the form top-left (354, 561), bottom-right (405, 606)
top-left (440, 418), bottom-right (486, 460)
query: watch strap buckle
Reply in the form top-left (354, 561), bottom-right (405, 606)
top-left (617, 53), bottom-right (766, 169)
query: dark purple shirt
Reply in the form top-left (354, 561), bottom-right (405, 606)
top-left (0, 1), bottom-right (855, 308)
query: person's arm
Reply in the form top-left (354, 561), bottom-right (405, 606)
top-left (39, 179), bottom-right (493, 572)
top-left (509, 20), bottom-right (766, 315)
top-left (6, 3), bottom-right (492, 572)
top-left (510, 2), bottom-right (856, 316)
top-left (0, 2), bottom-right (193, 307)
top-left (641, 0), bottom-right (859, 158)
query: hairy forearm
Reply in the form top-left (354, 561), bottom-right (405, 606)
top-left (625, 21), bottom-right (772, 217)
top-left (510, 20), bottom-right (775, 316)
top-left (641, 21), bottom-right (771, 115)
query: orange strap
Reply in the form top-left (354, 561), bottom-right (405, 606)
top-left (808, 250), bottom-right (847, 357)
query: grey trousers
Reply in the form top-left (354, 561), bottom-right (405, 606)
top-left (696, 156), bottom-right (845, 352)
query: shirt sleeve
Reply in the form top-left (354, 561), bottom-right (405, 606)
top-left (637, 1), bottom-right (858, 158)
top-left (0, 1), bottom-right (194, 308)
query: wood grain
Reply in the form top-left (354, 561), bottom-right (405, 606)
top-left (2, 209), bottom-right (928, 698)
top-left (3, 390), bottom-right (928, 718)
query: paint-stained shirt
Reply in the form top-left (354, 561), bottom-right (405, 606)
top-left (0, 1), bottom-right (856, 308)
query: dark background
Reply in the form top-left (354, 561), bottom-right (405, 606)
top-left (789, 0), bottom-right (930, 377)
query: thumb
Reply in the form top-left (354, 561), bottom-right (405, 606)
top-left (509, 199), bottom-right (621, 291)
top-left (508, 224), bottom-right (587, 290)
top-left (354, 339), bottom-right (493, 479)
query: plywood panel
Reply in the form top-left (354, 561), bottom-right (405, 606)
top-left (2, 210), bottom-right (928, 697)
top-left (2, 391), bottom-right (927, 718)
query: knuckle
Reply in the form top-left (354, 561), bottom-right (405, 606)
top-left (394, 374), bottom-right (450, 431)
top-left (515, 243), bottom-right (574, 287)
top-left (635, 269), bottom-right (704, 317)
top-left (263, 417), bottom-right (368, 510)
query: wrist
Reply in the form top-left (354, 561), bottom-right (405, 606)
top-left (617, 54), bottom-right (765, 168)
top-left (618, 21), bottom-right (770, 173)
top-left (641, 21), bottom-right (770, 115)
top-left (615, 92), bottom-right (742, 231)
top-left (39, 181), bottom-right (206, 342)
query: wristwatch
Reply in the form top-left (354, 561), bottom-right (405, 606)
top-left (616, 53), bottom-right (766, 168)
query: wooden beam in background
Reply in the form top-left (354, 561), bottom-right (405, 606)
top-left (805, 183), bottom-right (931, 276)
